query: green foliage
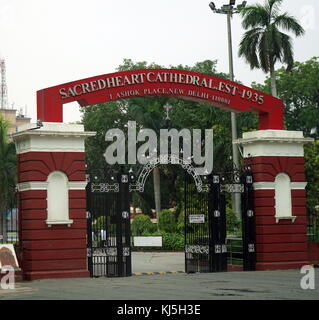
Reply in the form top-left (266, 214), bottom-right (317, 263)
top-left (0, 114), bottom-right (17, 235)
top-left (239, 0), bottom-right (305, 73)
top-left (253, 57), bottom-right (319, 213)
top-left (177, 206), bottom-right (185, 234)
top-left (252, 57), bottom-right (319, 136)
top-left (81, 58), bottom-right (258, 216)
top-left (131, 215), bottom-right (157, 236)
top-left (226, 206), bottom-right (241, 235)
top-left (304, 141), bottom-right (319, 213)
top-left (158, 209), bottom-right (177, 233)
top-left (161, 232), bottom-right (184, 251)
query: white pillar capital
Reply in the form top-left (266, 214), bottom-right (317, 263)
top-left (235, 130), bottom-right (314, 158)
top-left (12, 122), bottom-right (96, 154)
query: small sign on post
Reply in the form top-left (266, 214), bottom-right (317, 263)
top-left (189, 214), bottom-right (205, 224)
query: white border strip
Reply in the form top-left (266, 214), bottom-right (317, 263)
top-left (253, 181), bottom-right (307, 190)
top-left (18, 181), bottom-right (87, 192)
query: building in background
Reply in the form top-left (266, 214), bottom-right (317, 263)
top-left (0, 107), bottom-right (31, 135)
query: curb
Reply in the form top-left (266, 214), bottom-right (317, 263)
top-left (133, 271), bottom-right (184, 276)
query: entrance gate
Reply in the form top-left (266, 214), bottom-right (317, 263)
top-left (86, 172), bottom-right (131, 277)
top-left (86, 166), bottom-right (256, 277)
top-left (184, 168), bottom-right (256, 274)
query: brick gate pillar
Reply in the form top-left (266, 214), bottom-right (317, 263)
top-left (237, 130), bottom-right (313, 270)
top-left (13, 122), bottom-right (95, 280)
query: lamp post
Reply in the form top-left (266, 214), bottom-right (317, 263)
top-left (209, 0), bottom-right (247, 218)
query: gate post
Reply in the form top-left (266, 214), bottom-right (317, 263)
top-left (13, 122), bottom-right (95, 280)
top-left (236, 130), bottom-right (313, 271)
top-left (208, 173), bottom-right (227, 272)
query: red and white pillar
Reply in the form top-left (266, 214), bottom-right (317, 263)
top-left (238, 130), bottom-right (313, 270)
top-left (13, 122), bottom-right (95, 280)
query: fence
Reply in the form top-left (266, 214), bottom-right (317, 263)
top-left (0, 192), bottom-right (19, 245)
top-left (307, 209), bottom-right (319, 242)
top-left (227, 237), bottom-right (243, 266)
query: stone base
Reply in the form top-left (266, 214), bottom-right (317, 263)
top-left (256, 261), bottom-right (309, 271)
top-left (23, 269), bottom-right (90, 281)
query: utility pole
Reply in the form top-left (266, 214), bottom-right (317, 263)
top-left (209, 0), bottom-right (247, 218)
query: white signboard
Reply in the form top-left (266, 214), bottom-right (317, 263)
top-left (189, 214), bottom-right (205, 224)
top-left (133, 236), bottom-right (162, 247)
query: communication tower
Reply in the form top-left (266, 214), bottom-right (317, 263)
top-left (0, 59), bottom-right (8, 109)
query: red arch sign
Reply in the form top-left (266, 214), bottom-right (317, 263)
top-left (37, 69), bottom-right (284, 130)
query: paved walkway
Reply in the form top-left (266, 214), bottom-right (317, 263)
top-left (132, 252), bottom-right (185, 274)
top-left (0, 252), bottom-right (318, 300)
top-left (0, 269), bottom-right (318, 300)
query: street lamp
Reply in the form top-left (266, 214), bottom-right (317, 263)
top-left (209, 0), bottom-right (247, 218)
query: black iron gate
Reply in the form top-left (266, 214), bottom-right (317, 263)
top-left (184, 168), bottom-right (256, 273)
top-left (87, 166), bottom-right (255, 277)
top-left (86, 172), bottom-right (131, 277)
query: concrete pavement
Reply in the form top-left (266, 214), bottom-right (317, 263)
top-left (0, 269), bottom-right (318, 300)
top-left (0, 252), bottom-right (318, 300)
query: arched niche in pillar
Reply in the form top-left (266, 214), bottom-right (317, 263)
top-left (274, 173), bottom-right (296, 223)
top-left (46, 170), bottom-right (73, 227)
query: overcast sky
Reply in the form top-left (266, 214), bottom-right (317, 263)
top-left (0, 0), bottom-right (318, 123)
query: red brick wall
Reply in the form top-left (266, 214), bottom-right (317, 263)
top-left (18, 152), bottom-right (89, 280)
top-left (247, 156), bottom-right (309, 270)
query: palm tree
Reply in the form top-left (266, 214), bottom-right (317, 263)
top-left (239, 0), bottom-right (305, 97)
top-left (0, 114), bottom-right (17, 241)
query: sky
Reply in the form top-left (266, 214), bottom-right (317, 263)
top-left (0, 0), bottom-right (318, 123)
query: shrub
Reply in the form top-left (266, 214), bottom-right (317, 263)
top-left (158, 209), bottom-right (177, 233)
top-left (131, 215), bottom-right (157, 236)
top-left (161, 232), bottom-right (184, 250)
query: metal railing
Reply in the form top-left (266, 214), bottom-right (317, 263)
top-left (227, 236), bottom-right (243, 266)
top-left (0, 192), bottom-right (19, 245)
top-left (308, 209), bottom-right (319, 242)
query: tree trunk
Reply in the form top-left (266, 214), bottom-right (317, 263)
top-left (153, 167), bottom-right (161, 229)
top-left (270, 65), bottom-right (278, 97)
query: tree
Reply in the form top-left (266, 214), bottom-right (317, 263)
top-left (304, 141), bottom-right (319, 214)
top-left (81, 59), bottom-right (258, 221)
top-left (0, 115), bottom-right (17, 240)
top-left (252, 57), bottom-right (319, 215)
top-left (239, 0), bottom-right (305, 97)
top-left (252, 57), bottom-right (319, 136)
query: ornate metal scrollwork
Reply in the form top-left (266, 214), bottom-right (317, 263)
top-left (123, 247), bottom-right (130, 257)
top-left (106, 247), bottom-right (118, 256)
top-left (221, 183), bottom-right (244, 194)
top-left (91, 183), bottom-right (119, 193)
top-left (185, 245), bottom-right (209, 255)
